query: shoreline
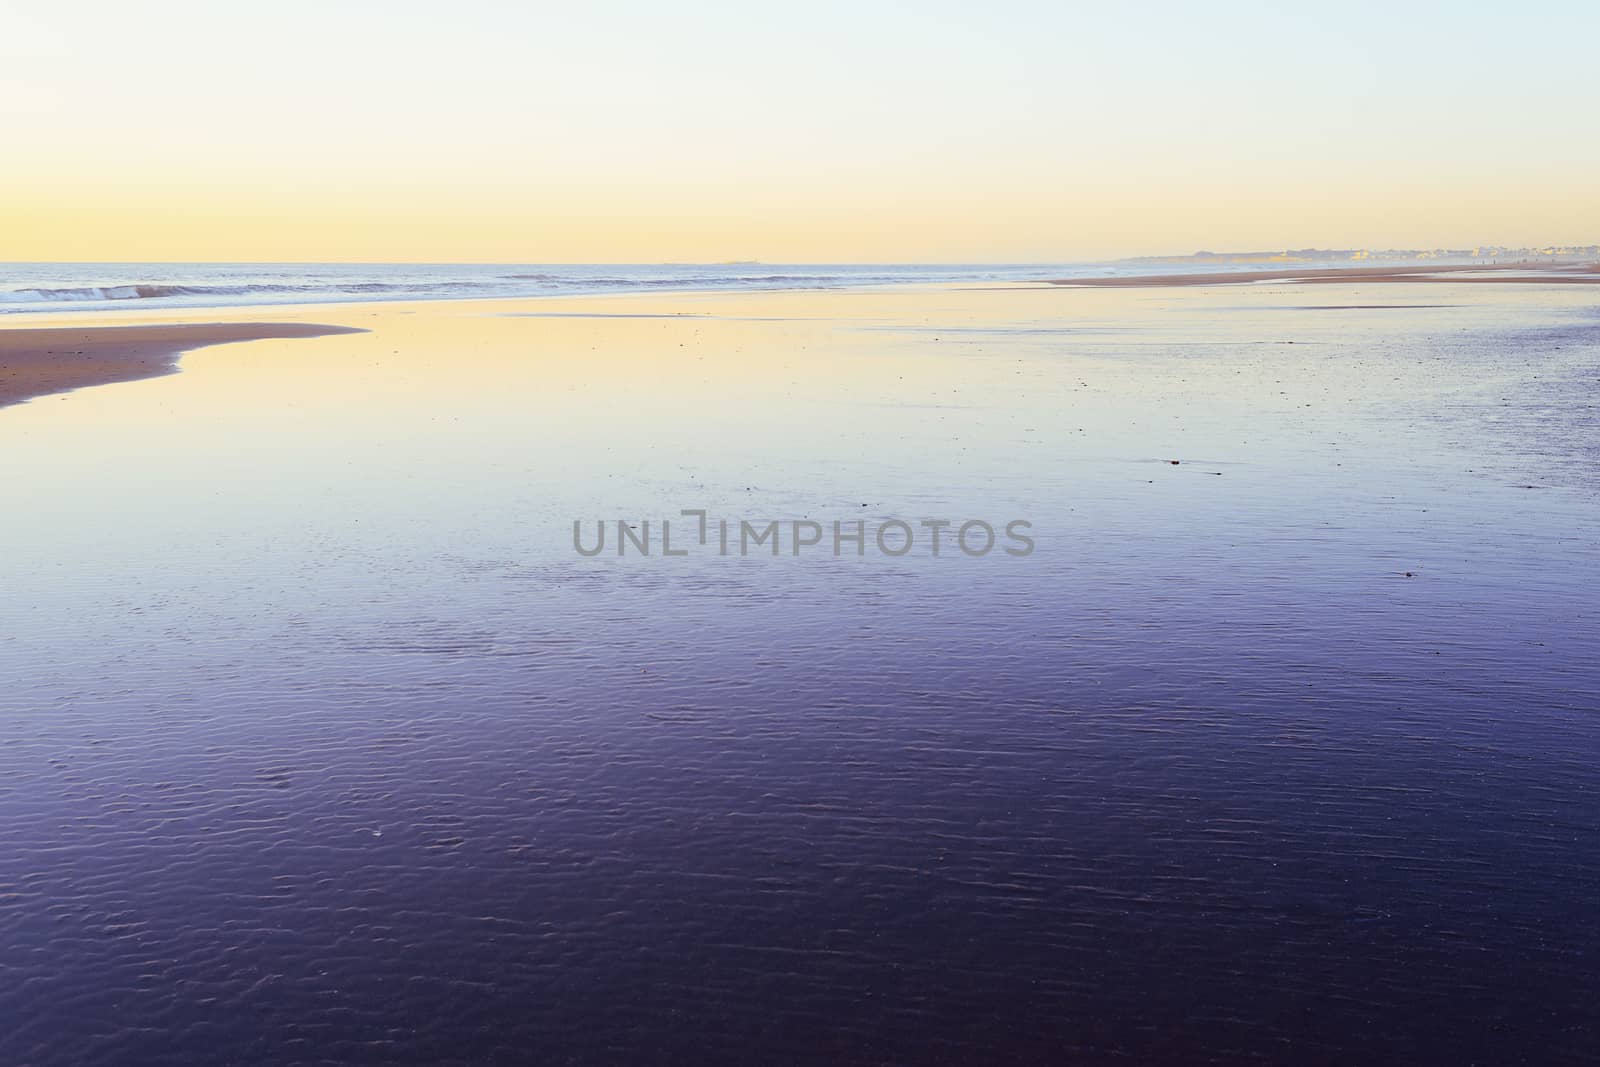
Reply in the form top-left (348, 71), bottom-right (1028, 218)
top-left (1048, 262), bottom-right (1600, 288)
top-left (4, 260), bottom-right (1597, 408)
top-left (2, 261), bottom-right (1597, 327)
top-left (0, 322), bottom-right (364, 408)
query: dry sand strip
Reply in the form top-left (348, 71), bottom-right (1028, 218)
top-left (1049, 263), bottom-right (1600, 288)
top-left (0, 322), bottom-right (365, 408)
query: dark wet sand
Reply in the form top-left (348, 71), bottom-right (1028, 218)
top-left (1051, 262), bottom-right (1600, 288)
top-left (0, 322), bottom-right (365, 407)
top-left (4, 287), bottom-right (1600, 1065)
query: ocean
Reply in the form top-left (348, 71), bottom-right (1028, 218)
top-left (0, 263), bottom-right (1081, 314)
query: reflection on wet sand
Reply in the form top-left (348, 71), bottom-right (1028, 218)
top-left (2, 281), bottom-right (1598, 1064)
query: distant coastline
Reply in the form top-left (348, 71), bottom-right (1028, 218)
top-left (1053, 261), bottom-right (1600, 288)
top-left (1121, 245), bottom-right (1600, 267)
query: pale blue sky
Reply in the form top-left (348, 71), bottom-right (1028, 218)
top-left (4, 1), bottom-right (1595, 260)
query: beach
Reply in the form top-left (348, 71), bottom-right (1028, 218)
top-left (2, 278), bottom-right (1599, 1063)
top-left (11, 0), bottom-right (1599, 1058)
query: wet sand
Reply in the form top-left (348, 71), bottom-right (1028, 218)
top-left (0, 322), bottom-right (365, 407)
top-left (2, 284), bottom-right (1599, 1064)
top-left (1051, 262), bottom-right (1600, 287)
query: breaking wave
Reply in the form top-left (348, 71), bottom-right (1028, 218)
top-left (0, 282), bottom-right (488, 304)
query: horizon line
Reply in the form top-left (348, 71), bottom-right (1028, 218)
top-left (5, 244), bottom-right (1600, 269)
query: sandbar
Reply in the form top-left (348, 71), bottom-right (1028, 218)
top-left (0, 322), bottom-right (365, 407)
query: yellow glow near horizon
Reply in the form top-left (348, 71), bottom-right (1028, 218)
top-left (4, 1), bottom-right (1597, 262)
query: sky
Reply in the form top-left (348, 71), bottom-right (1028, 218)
top-left (2, 0), bottom-right (1596, 263)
